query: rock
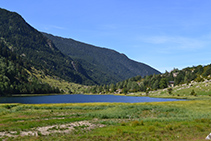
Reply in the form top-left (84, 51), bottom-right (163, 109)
top-left (206, 133), bottom-right (211, 140)
top-left (204, 80), bottom-right (209, 83)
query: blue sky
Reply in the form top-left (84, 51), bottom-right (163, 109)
top-left (1, 0), bottom-right (211, 73)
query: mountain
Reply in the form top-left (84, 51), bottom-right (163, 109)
top-left (87, 64), bottom-right (211, 94)
top-left (0, 8), bottom-right (95, 85)
top-left (43, 33), bottom-right (161, 84)
top-left (0, 7), bottom-right (160, 87)
top-left (0, 41), bottom-right (60, 96)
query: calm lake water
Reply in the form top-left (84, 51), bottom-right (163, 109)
top-left (0, 94), bottom-right (185, 104)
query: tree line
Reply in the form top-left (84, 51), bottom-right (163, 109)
top-left (85, 65), bottom-right (211, 94)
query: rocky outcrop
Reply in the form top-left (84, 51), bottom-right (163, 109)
top-left (206, 133), bottom-right (211, 140)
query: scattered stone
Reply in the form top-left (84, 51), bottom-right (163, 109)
top-left (204, 80), bottom-right (209, 83)
top-left (0, 121), bottom-right (105, 139)
top-left (9, 131), bottom-right (17, 134)
top-left (206, 133), bottom-right (211, 140)
top-left (20, 131), bottom-right (37, 136)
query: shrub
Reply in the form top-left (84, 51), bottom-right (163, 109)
top-left (165, 124), bottom-right (174, 131)
top-left (167, 88), bottom-right (173, 95)
top-left (148, 125), bottom-right (156, 132)
top-left (140, 120), bottom-right (144, 126)
top-left (121, 122), bottom-right (126, 126)
top-left (190, 90), bottom-right (197, 96)
top-left (195, 125), bottom-right (205, 132)
top-left (130, 121), bottom-right (141, 127)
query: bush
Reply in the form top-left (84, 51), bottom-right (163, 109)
top-left (120, 122), bottom-right (126, 126)
top-left (190, 90), bottom-right (197, 96)
top-left (148, 125), bottom-right (156, 132)
top-left (165, 124), bottom-right (174, 131)
top-left (167, 88), bottom-right (173, 95)
top-left (130, 121), bottom-right (141, 127)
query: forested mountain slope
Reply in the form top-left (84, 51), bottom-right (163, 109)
top-left (0, 8), bottom-right (95, 85)
top-left (0, 41), bottom-right (60, 96)
top-left (0, 7), bottom-right (160, 86)
top-left (43, 33), bottom-right (161, 84)
top-left (88, 64), bottom-right (211, 94)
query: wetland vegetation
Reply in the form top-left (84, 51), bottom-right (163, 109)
top-left (0, 97), bottom-right (211, 140)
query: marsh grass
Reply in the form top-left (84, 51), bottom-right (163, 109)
top-left (33, 68), bottom-right (89, 94)
top-left (1, 100), bottom-right (211, 140)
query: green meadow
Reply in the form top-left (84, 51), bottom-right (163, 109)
top-left (1, 80), bottom-right (211, 140)
top-left (0, 98), bottom-right (211, 140)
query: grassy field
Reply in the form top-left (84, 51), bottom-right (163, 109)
top-left (31, 68), bottom-right (88, 94)
top-left (0, 98), bottom-right (211, 140)
top-left (1, 80), bottom-right (211, 140)
top-left (131, 80), bottom-right (211, 99)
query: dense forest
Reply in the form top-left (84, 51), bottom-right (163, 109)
top-left (0, 41), bottom-right (60, 96)
top-left (0, 8), bottom-right (95, 85)
top-left (87, 64), bottom-right (211, 94)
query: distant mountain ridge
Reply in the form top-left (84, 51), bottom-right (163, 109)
top-left (0, 7), bottom-right (160, 86)
top-left (43, 33), bottom-right (161, 83)
top-left (0, 8), bottom-right (95, 85)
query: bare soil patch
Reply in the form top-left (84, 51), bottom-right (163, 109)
top-left (0, 120), bottom-right (105, 139)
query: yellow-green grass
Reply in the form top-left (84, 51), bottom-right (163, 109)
top-left (31, 68), bottom-right (89, 94)
top-left (125, 80), bottom-right (211, 101)
top-left (39, 76), bottom-right (87, 94)
top-left (0, 100), bottom-right (211, 140)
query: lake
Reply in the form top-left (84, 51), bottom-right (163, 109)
top-left (0, 94), bottom-right (185, 104)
